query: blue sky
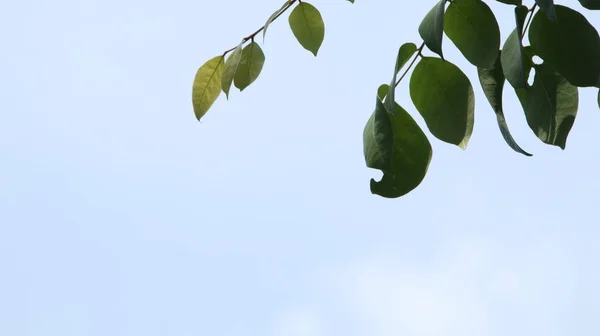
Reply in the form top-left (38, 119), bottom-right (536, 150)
top-left (1, 0), bottom-right (600, 335)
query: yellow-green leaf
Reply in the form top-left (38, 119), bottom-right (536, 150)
top-left (234, 42), bottom-right (266, 91)
top-left (263, 0), bottom-right (292, 42)
top-left (192, 56), bottom-right (225, 120)
top-left (222, 41), bottom-right (244, 99)
top-left (288, 2), bottom-right (325, 56)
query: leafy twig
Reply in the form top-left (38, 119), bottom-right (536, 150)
top-left (222, 0), bottom-right (298, 56)
top-left (395, 42), bottom-right (425, 87)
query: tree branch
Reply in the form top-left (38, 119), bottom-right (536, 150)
top-left (222, 0), bottom-right (298, 56)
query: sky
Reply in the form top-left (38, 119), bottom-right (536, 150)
top-left (1, 0), bottom-right (600, 335)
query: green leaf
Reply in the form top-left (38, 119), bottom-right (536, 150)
top-left (496, 0), bottom-right (522, 5)
top-left (192, 55), bottom-right (224, 120)
top-left (529, 5), bottom-right (600, 87)
top-left (385, 43), bottom-right (417, 115)
top-left (364, 85), bottom-right (433, 198)
top-left (263, 0), bottom-right (293, 42)
top-left (288, 2), bottom-right (325, 56)
top-left (518, 64), bottom-right (578, 149)
top-left (347, 0), bottom-right (355, 3)
top-left (501, 6), bottom-right (529, 89)
top-left (221, 41), bottom-right (244, 98)
top-left (234, 42), bottom-right (265, 91)
top-left (534, 0), bottom-right (557, 21)
top-left (477, 50), bottom-right (532, 156)
top-left (364, 91), bottom-right (394, 173)
top-left (579, 0), bottom-right (600, 9)
top-left (409, 57), bottom-right (474, 149)
top-left (419, 0), bottom-right (447, 59)
top-left (443, 0), bottom-right (500, 69)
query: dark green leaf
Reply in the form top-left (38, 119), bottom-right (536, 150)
top-left (496, 0), bottom-right (522, 5)
top-left (385, 43), bottom-right (417, 115)
top-left (234, 42), bottom-right (265, 91)
top-left (501, 6), bottom-right (529, 89)
top-left (347, 0), bottom-right (355, 3)
top-left (192, 55), bottom-right (225, 120)
top-left (514, 4), bottom-right (528, 35)
top-left (579, 0), bottom-right (600, 9)
top-left (221, 41), bottom-right (244, 98)
top-left (444, 0), bottom-right (500, 69)
top-left (529, 5), bottom-right (600, 87)
top-left (478, 50), bottom-right (532, 156)
top-left (419, 0), bottom-right (447, 59)
top-left (364, 92), bottom-right (394, 172)
top-left (410, 57), bottom-right (474, 149)
top-left (534, 0), bottom-right (557, 21)
top-left (518, 64), bottom-right (578, 149)
top-left (263, 0), bottom-right (292, 41)
top-left (364, 85), bottom-right (433, 198)
top-left (288, 2), bottom-right (325, 56)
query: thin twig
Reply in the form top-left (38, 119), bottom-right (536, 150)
top-left (394, 42), bottom-right (425, 88)
top-left (222, 0), bottom-right (298, 56)
top-left (522, 4), bottom-right (537, 41)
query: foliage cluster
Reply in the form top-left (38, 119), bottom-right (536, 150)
top-left (192, 0), bottom-right (600, 198)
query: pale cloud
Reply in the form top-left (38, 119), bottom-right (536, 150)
top-left (272, 307), bottom-right (325, 336)
top-left (325, 233), bottom-right (580, 336)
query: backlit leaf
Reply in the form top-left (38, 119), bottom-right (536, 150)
top-left (288, 2), bottom-right (325, 56)
top-left (496, 0), bottom-right (522, 5)
top-left (263, 0), bottom-right (293, 41)
top-left (529, 5), bottom-right (600, 87)
top-left (410, 57), bottom-right (474, 149)
top-left (364, 85), bottom-right (433, 198)
top-left (234, 42), bottom-right (265, 91)
top-left (534, 0), bottom-right (557, 21)
top-left (385, 43), bottom-right (417, 115)
top-left (221, 41), bottom-right (244, 98)
top-left (444, 0), bottom-right (500, 69)
top-left (477, 50), bottom-right (532, 156)
top-left (419, 0), bottom-right (447, 59)
top-left (192, 55), bottom-right (224, 120)
top-left (501, 5), bottom-right (529, 89)
top-left (578, 0), bottom-right (600, 9)
top-left (518, 63), bottom-right (578, 149)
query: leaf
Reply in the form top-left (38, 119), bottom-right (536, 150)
top-left (501, 5), bottom-right (529, 89)
top-left (409, 57), bottom-right (474, 149)
top-left (364, 85), bottom-right (433, 198)
top-left (477, 50), bottom-right (532, 156)
top-left (288, 2), bottom-right (325, 56)
top-left (234, 42), bottom-right (265, 91)
top-left (496, 0), bottom-right (522, 5)
top-left (192, 55), bottom-right (224, 120)
top-left (444, 0), bottom-right (501, 69)
top-left (221, 41), bottom-right (244, 98)
top-left (534, 0), bottom-right (557, 21)
top-left (347, 0), bottom-right (355, 3)
top-left (385, 43), bottom-right (417, 115)
top-left (364, 91), bottom-right (394, 173)
top-left (263, 0), bottom-right (293, 41)
top-left (518, 64), bottom-right (578, 149)
top-left (529, 5), bottom-right (600, 87)
top-left (578, 0), bottom-right (600, 9)
top-left (419, 0), bottom-right (447, 59)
